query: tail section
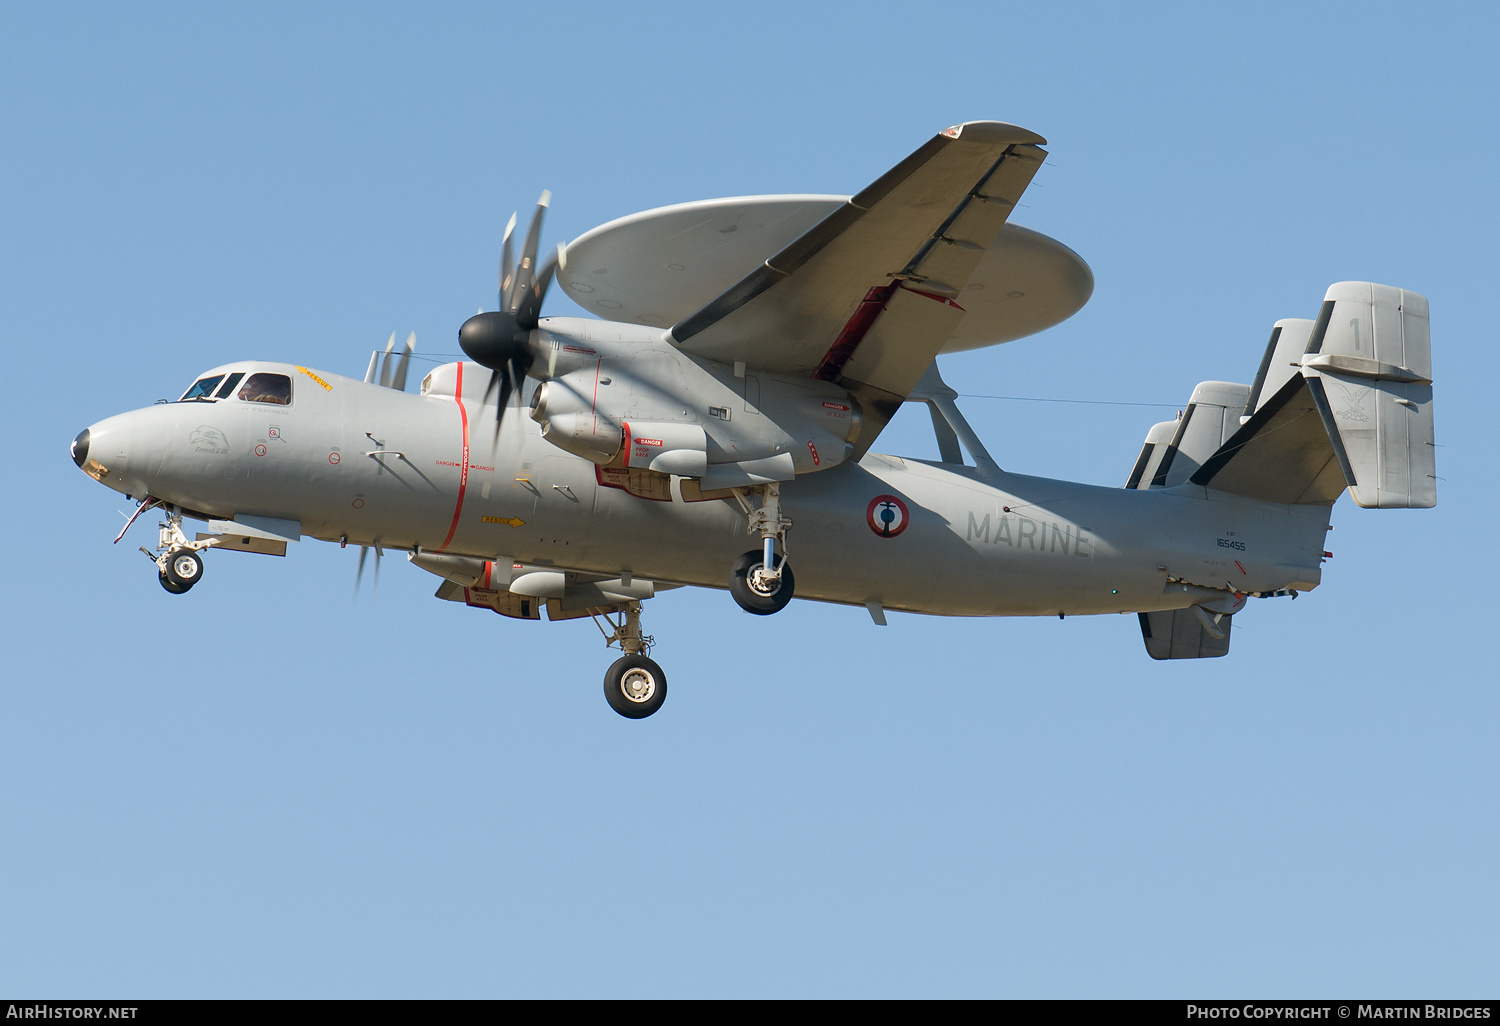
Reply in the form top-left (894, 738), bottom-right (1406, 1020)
top-left (1128, 282), bottom-right (1435, 508)
top-left (1126, 281), bottom-right (1434, 660)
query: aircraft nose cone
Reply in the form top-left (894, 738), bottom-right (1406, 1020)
top-left (71, 428), bottom-right (90, 469)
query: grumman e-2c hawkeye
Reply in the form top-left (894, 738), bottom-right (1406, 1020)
top-left (71, 121), bottom-right (1437, 718)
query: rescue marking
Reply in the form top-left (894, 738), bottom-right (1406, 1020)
top-left (866, 494), bottom-right (910, 538)
top-left (254, 444), bottom-right (267, 457)
top-left (482, 516), bottom-right (526, 527)
top-left (295, 366), bottom-right (332, 391)
top-left (328, 452), bottom-right (340, 465)
top-left (436, 362), bottom-right (471, 552)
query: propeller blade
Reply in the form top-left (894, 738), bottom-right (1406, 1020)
top-left (484, 368), bottom-right (505, 447)
top-left (379, 332), bottom-right (396, 388)
top-left (495, 366), bottom-right (515, 422)
top-left (516, 243), bottom-right (563, 331)
top-left (355, 545), bottom-right (369, 597)
top-left (373, 544), bottom-right (382, 596)
top-left (499, 211), bottom-right (517, 310)
top-left (391, 331), bottom-right (414, 391)
top-left (510, 191), bottom-right (550, 313)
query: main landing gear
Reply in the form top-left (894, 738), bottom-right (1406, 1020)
top-left (595, 601), bottom-right (667, 718)
top-left (729, 481), bottom-right (795, 615)
top-left (139, 509), bottom-right (216, 595)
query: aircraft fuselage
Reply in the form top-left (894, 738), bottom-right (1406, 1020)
top-left (77, 360), bottom-right (1328, 619)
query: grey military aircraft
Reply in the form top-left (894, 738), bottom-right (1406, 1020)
top-left (71, 121), bottom-right (1436, 718)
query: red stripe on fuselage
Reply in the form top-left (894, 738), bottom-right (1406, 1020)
top-left (437, 362), bottom-right (471, 552)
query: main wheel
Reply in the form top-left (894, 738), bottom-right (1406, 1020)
top-left (603, 654), bottom-right (668, 719)
top-left (158, 572), bottom-right (189, 594)
top-left (728, 549), bottom-right (795, 615)
top-left (164, 549), bottom-right (204, 590)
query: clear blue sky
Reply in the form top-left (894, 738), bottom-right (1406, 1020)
top-left (3, 1), bottom-right (1495, 997)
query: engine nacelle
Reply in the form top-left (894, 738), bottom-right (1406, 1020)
top-left (525, 325), bottom-right (864, 483)
top-left (529, 374), bottom-right (625, 465)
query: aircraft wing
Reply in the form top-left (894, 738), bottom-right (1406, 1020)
top-left (667, 122), bottom-right (1048, 448)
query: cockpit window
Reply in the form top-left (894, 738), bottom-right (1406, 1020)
top-left (213, 372), bottom-right (245, 399)
top-left (179, 375), bottom-right (225, 402)
top-left (238, 373), bottom-right (292, 405)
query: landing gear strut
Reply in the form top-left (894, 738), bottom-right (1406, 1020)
top-left (139, 509), bottom-right (216, 594)
top-left (595, 601), bottom-right (667, 718)
top-left (729, 482), bottom-right (794, 615)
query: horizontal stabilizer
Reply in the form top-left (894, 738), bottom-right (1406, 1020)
top-left (1190, 374), bottom-right (1348, 504)
top-left (1139, 609), bottom-right (1232, 660)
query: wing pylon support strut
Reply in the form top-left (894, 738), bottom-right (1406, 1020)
top-left (906, 361), bottom-right (1002, 481)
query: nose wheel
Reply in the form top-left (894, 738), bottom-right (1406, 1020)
top-left (138, 509), bottom-right (217, 595)
top-left (165, 549), bottom-right (205, 590)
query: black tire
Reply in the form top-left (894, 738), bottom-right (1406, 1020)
top-left (158, 572), bottom-right (189, 594)
top-left (603, 654), bottom-right (668, 719)
top-left (164, 549), bottom-right (204, 590)
top-left (728, 549), bottom-right (794, 615)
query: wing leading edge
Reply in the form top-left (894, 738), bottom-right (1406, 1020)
top-left (668, 122), bottom-right (1049, 453)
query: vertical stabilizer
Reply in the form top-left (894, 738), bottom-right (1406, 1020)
top-left (1301, 282), bottom-right (1435, 508)
top-left (1245, 318), bottom-right (1313, 416)
top-left (1125, 381), bottom-right (1249, 489)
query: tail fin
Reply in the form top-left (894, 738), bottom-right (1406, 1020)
top-left (1189, 282), bottom-right (1434, 507)
top-left (1139, 608), bottom-right (1232, 660)
top-left (1126, 381), bottom-right (1251, 490)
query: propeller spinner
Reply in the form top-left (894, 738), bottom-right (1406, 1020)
top-left (458, 192), bottom-right (565, 437)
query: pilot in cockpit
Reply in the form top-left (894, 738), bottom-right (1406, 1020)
top-left (175, 370), bottom-right (291, 405)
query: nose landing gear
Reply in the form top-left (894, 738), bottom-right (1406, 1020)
top-left (139, 510), bottom-right (217, 594)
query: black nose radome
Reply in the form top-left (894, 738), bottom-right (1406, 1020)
top-left (71, 428), bottom-right (90, 469)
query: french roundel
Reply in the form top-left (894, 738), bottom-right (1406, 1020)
top-left (866, 494), bottom-right (910, 538)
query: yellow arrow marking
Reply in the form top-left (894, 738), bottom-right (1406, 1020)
top-left (482, 516), bottom-right (527, 527)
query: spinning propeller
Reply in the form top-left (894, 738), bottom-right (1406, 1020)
top-left (458, 191), bottom-right (566, 439)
